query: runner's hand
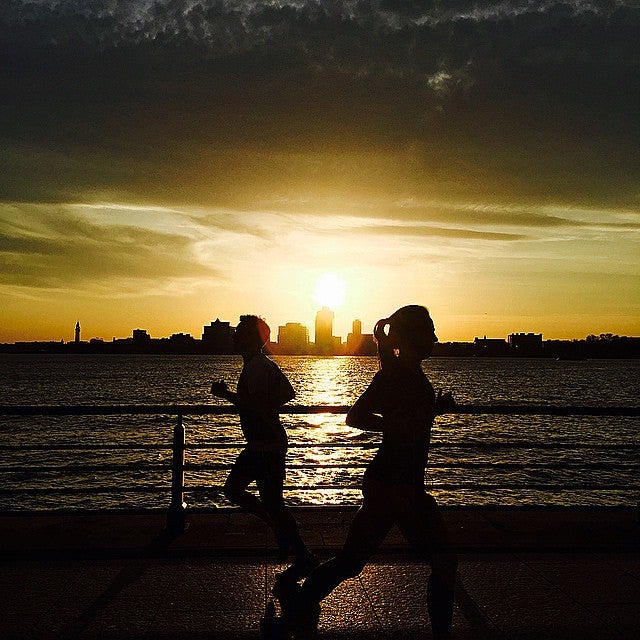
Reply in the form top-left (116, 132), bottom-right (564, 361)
top-left (210, 380), bottom-right (229, 398)
top-left (435, 390), bottom-right (456, 413)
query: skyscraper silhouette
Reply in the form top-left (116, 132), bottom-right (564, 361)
top-left (315, 307), bottom-right (334, 355)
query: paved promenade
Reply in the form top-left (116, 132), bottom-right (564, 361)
top-left (1, 508), bottom-right (638, 639)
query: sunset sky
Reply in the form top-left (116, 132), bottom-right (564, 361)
top-left (1, 1), bottom-right (639, 343)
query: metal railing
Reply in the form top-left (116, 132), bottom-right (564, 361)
top-left (1, 404), bottom-right (639, 533)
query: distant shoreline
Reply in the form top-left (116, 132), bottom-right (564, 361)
top-left (1, 338), bottom-right (639, 359)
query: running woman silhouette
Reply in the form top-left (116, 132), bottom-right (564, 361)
top-left (293, 305), bottom-right (458, 639)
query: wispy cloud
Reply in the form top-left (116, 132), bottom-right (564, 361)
top-left (0, 204), bottom-right (219, 291)
top-left (320, 221), bottom-right (529, 241)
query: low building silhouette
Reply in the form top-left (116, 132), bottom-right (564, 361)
top-left (474, 336), bottom-right (510, 357)
top-left (434, 342), bottom-right (475, 357)
top-left (163, 333), bottom-right (199, 354)
top-left (202, 319), bottom-right (234, 354)
top-left (345, 319), bottom-right (377, 355)
top-left (278, 323), bottom-right (310, 355)
top-left (132, 329), bottom-right (151, 343)
top-left (508, 332), bottom-right (543, 356)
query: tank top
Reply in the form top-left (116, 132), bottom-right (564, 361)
top-left (364, 366), bottom-right (436, 486)
top-left (237, 353), bottom-right (295, 452)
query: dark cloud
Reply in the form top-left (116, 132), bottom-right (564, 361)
top-left (1, 1), bottom-right (638, 208)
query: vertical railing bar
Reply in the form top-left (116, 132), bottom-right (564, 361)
top-left (165, 413), bottom-right (187, 535)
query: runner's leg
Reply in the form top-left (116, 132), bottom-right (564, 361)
top-left (224, 450), bottom-right (274, 526)
top-left (395, 489), bottom-right (457, 640)
top-left (301, 477), bottom-right (395, 603)
top-left (257, 452), bottom-right (311, 561)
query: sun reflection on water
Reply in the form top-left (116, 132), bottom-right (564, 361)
top-left (277, 356), bottom-right (378, 406)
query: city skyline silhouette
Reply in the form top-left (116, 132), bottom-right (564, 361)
top-left (2, 309), bottom-right (638, 359)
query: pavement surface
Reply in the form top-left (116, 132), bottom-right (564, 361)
top-left (1, 508), bottom-right (639, 639)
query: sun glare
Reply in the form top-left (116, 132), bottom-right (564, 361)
top-left (314, 273), bottom-right (346, 309)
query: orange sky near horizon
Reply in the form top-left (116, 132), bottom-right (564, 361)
top-left (1, 198), bottom-right (638, 345)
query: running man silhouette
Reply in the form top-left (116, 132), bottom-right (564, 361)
top-left (289, 305), bottom-right (458, 639)
top-left (211, 315), bottom-right (315, 573)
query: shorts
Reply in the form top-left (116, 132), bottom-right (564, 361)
top-left (230, 448), bottom-right (286, 484)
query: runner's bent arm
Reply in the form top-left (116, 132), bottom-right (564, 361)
top-left (346, 372), bottom-right (387, 432)
top-left (210, 381), bottom-right (270, 412)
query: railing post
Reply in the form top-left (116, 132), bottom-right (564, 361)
top-left (165, 413), bottom-right (187, 535)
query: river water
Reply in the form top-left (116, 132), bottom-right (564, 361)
top-left (1, 354), bottom-right (638, 511)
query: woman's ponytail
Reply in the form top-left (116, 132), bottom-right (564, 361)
top-left (374, 318), bottom-right (394, 369)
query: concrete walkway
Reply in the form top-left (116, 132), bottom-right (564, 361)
top-left (1, 509), bottom-right (639, 639)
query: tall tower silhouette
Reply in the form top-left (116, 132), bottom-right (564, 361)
top-left (75, 321), bottom-right (80, 343)
top-left (315, 306), bottom-right (334, 355)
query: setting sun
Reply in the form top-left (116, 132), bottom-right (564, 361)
top-left (314, 273), bottom-right (346, 310)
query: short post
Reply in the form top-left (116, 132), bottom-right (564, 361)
top-left (165, 413), bottom-right (187, 535)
